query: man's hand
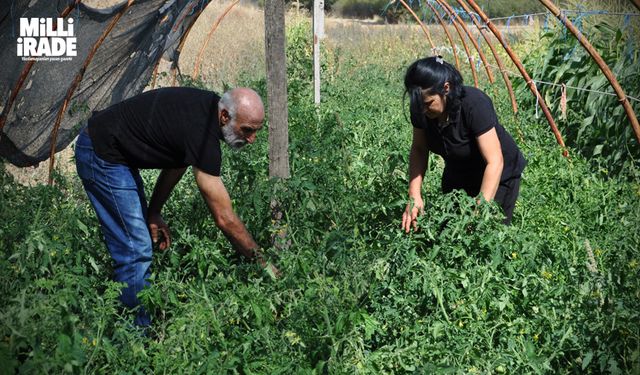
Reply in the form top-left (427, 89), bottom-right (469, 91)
top-left (402, 196), bottom-right (425, 233)
top-left (148, 213), bottom-right (171, 251)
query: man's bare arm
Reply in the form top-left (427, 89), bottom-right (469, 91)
top-left (148, 167), bottom-right (188, 215)
top-left (147, 167), bottom-right (187, 250)
top-left (193, 167), bottom-right (261, 260)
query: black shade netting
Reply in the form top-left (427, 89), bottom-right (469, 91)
top-left (0, 0), bottom-right (210, 166)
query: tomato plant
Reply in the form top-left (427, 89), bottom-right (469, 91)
top-left (1, 17), bottom-right (639, 374)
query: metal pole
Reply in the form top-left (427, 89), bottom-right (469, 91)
top-left (48, 0), bottom-right (137, 184)
top-left (466, 0), bottom-right (567, 155)
top-left (437, 0), bottom-right (494, 83)
top-left (0, 1), bottom-right (82, 133)
top-left (456, 0), bottom-right (518, 114)
top-left (313, 0), bottom-right (324, 105)
top-left (397, 0), bottom-right (436, 51)
top-left (193, 0), bottom-right (240, 78)
top-left (432, 0), bottom-right (478, 87)
top-left (424, 0), bottom-right (461, 70)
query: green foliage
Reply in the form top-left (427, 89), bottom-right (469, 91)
top-left (286, 18), bottom-right (314, 94)
top-left (1, 19), bottom-right (639, 374)
top-left (332, 0), bottom-right (389, 18)
top-left (258, 0), bottom-right (543, 19)
top-left (518, 20), bottom-right (640, 175)
top-left (470, 0), bottom-right (545, 19)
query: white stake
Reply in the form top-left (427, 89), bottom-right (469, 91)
top-left (313, 0), bottom-right (324, 105)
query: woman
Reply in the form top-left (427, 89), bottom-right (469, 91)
top-left (401, 56), bottom-right (526, 231)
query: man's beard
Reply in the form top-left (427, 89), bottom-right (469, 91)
top-left (221, 121), bottom-right (247, 150)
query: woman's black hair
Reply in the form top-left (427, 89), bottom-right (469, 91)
top-left (403, 56), bottom-right (465, 128)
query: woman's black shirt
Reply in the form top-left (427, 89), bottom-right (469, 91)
top-left (413, 86), bottom-right (526, 194)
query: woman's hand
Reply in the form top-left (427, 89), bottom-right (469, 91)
top-left (147, 213), bottom-right (171, 251)
top-left (405, 128), bottom-right (429, 234)
top-left (402, 196), bottom-right (424, 233)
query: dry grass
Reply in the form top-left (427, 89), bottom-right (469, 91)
top-left (175, 3), bottom-right (538, 89)
top-left (4, 148), bottom-right (75, 187)
top-left (177, 2), bottom-right (266, 90)
top-left (150, 0), bottom-right (546, 91)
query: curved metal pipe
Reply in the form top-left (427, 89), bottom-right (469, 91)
top-left (0, 1), bottom-right (82, 133)
top-left (456, 0), bottom-right (518, 114)
top-left (432, 0), bottom-right (478, 87)
top-left (169, 1), bottom-right (213, 83)
top-left (465, 0), bottom-right (567, 155)
top-left (540, 0), bottom-right (640, 145)
top-left (397, 0), bottom-right (436, 51)
top-left (192, 0), bottom-right (240, 78)
top-left (424, 0), bottom-right (461, 70)
top-left (437, 0), bottom-right (494, 84)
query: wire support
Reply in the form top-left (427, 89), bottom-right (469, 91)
top-left (487, 9), bottom-right (640, 22)
top-left (485, 63), bottom-right (640, 104)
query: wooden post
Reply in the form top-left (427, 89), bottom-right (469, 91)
top-left (264, 0), bottom-right (290, 179)
top-left (630, 0), bottom-right (640, 12)
top-left (313, 0), bottom-right (324, 105)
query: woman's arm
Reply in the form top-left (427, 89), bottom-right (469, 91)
top-left (403, 127), bottom-right (429, 233)
top-left (476, 128), bottom-right (504, 201)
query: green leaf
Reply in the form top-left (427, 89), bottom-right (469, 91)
top-left (76, 219), bottom-right (89, 236)
top-left (431, 321), bottom-right (444, 339)
top-left (361, 312), bottom-right (379, 340)
top-left (593, 144), bottom-right (604, 156)
top-left (582, 350), bottom-right (593, 370)
top-left (306, 199), bottom-right (316, 211)
top-left (88, 255), bottom-right (100, 274)
top-left (608, 357), bottom-right (622, 375)
top-left (0, 343), bottom-right (18, 374)
top-left (265, 263), bottom-right (277, 281)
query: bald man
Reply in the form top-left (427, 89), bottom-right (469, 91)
top-left (75, 87), bottom-right (270, 326)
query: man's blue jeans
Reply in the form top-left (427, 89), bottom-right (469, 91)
top-left (75, 129), bottom-right (152, 326)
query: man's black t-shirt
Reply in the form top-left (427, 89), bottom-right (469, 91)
top-left (88, 87), bottom-right (222, 176)
top-left (413, 86), bottom-right (526, 193)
